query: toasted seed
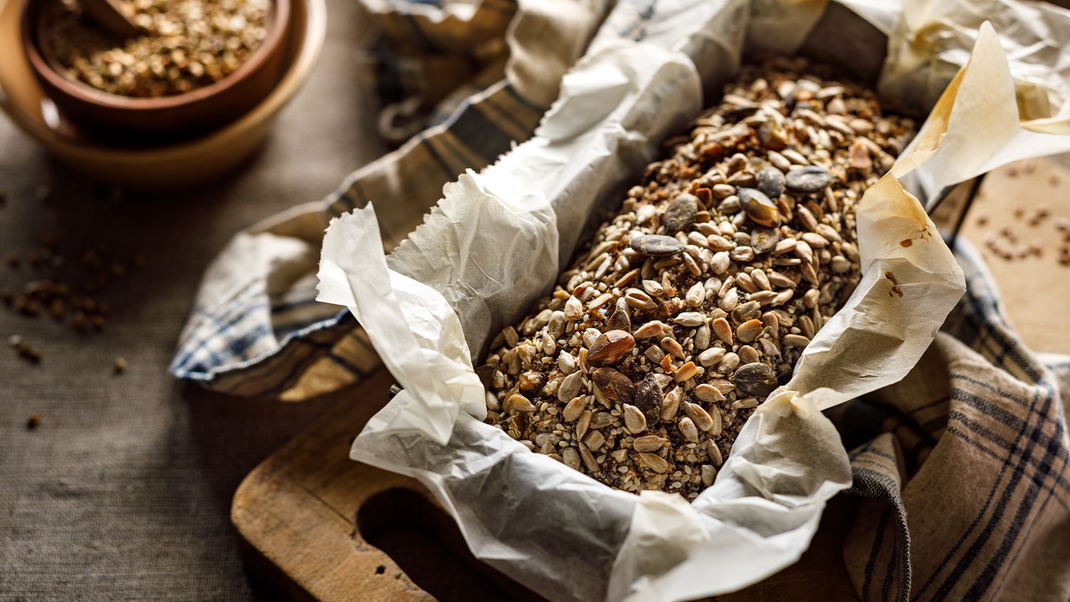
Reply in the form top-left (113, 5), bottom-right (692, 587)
top-left (710, 251), bottom-right (730, 274)
top-left (767, 270), bottom-right (795, 288)
top-left (684, 402), bottom-right (715, 432)
top-left (661, 386), bottom-right (684, 421)
top-left (675, 362), bottom-right (698, 383)
top-left (579, 443), bottom-right (599, 472)
top-left (678, 417), bottom-right (700, 443)
top-left (639, 452), bottom-right (669, 474)
top-left (609, 299), bottom-right (633, 330)
top-left (584, 431), bottom-right (606, 452)
top-left (625, 288), bottom-right (658, 310)
top-left (783, 334), bottom-right (811, 348)
top-left (564, 296), bottom-right (583, 321)
top-left (697, 347), bottom-right (726, 367)
top-left (737, 319), bottom-right (763, 343)
top-left (718, 288), bottom-right (739, 312)
top-left (739, 187), bottom-right (780, 227)
top-left (686, 282), bottom-right (706, 307)
top-left (576, 410), bottom-right (593, 440)
top-left (708, 444), bottom-right (724, 466)
top-left (801, 232), bottom-right (829, 249)
top-left (523, 309), bottom-right (553, 335)
top-left (736, 272), bottom-right (758, 294)
top-left (504, 394), bottom-right (536, 413)
top-left (707, 235), bottom-right (734, 252)
top-left (695, 323), bottom-right (711, 350)
top-left (674, 312), bottom-right (705, 327)
top-left (643, 279), bottom-right (665, 297)
top-left (664, 194), bottom-right (699, 232)
top-left (558, 370), bottom-right (584, 402)
top-left (634, 374), bottom-right (664, 424)
top-left (751, 269), bottom-right (771, 291)
top-left (623, 404), bottom-right (647, 434)
top-left (558, 351), bottom-right (577, 375)
top-left (693, 383), bottom-right (725, 402)
top-left (563, 447), bottom-right (582, 471)
top-left (732, 300), bottom-right (762, 323)
top-left (751, 228), bottom-right (780, 254)
top-left (592, 368), bottom-right (635, 404)
top-left (732, 397), bottom-right (760, 410)
top-left (661, 337), bottom-right (686, 359)
top-left (757, 166), bottom-right (785, 200)
top-left (635, 321), bottom-right (670, 339)
top-left (785, 166), bottom-right (834, 192)
top-left (485, 391), bottom-right (501, 411)
top-left (587, 330), bottom-right (636, 366)
top-left (712, 318), bottom-right (733, 345)
top-left (631, 235), bottom-right (685, 256)
top-left (738, 345), bottom-right (761, 365)
top-left (701, 464), bottom-right (717, 486)
top-left (732, 362), bottom-right (779, 397)
top-left (633, 435), bottom-right (667, 453)
top-left (590, 411), bottom-right (613, 430)
top-left (563, 395), bottom-right (586, 421)
top-left (718, 352), bottom-right (740, 373)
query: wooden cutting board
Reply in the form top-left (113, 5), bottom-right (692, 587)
top-left (231, 157), bottom-right (1070, 602)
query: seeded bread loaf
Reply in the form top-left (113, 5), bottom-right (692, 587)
top-left (478, 57), bottom-right (916, 498)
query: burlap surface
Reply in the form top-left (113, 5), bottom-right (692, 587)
top-left (0, 0), bottom-right (381, 598)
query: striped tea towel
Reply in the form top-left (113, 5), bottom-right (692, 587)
top-left (826, 240), bottom-right (1070, 601)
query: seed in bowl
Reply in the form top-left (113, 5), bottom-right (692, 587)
top-left (40, 0), bottom-right (270, 97)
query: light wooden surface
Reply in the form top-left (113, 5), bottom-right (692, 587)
top-left (958, 157), bottom-right (1070, 356)
top-left (231, 160), bottom-right (1069, 602)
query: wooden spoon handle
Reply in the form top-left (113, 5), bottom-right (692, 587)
top-left (80, 0), bottom-right (140, 39)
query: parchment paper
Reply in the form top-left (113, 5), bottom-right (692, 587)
top-left (316, 2), bottom-right (1070, 600)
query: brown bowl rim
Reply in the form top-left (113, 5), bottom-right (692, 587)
top-left (20, 0), bottom-right (290, 110)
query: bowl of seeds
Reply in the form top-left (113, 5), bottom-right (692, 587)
top-left (20, 0), bottom-right (290, 145)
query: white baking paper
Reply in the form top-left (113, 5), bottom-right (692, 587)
top-left (317, 3), bottom-right (1070, 601)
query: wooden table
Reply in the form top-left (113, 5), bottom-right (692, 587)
top-left (232, 158), bottom-right (1070, 601)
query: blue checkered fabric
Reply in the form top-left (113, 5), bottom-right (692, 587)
top-left (826, 240), bottom-right (1070, 601)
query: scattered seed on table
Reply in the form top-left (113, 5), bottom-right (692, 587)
top-left (114, 357), bottom-right (128, 374)
top-left (1013, 202), bottom-right (1025, 217)
top-left (26, 413), bottom-right (41, 429)
top-left (976, 210), bottom-right (989, 225)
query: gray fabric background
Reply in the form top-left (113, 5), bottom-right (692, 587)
top-left (0, 1), bottom-right (385, 598)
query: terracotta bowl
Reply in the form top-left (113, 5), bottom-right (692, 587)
top-left (20, 0), bottom-right (291, 145)
top-left (0, 0), bottom-right (325, 189)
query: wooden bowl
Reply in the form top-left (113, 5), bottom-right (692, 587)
top-left (20, 0), bottom-right (291, 145)
top-left (0, 0), bottom-right (325, 189)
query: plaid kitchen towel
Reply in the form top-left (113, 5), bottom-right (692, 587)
top-left (827, 239), bottom-right (1070, 602)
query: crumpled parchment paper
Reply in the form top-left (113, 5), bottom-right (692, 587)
top-left (316, 1), bottom-right (1070, 600)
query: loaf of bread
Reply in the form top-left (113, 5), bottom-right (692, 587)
top-left (477, 57), bottom-right (916, 498)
